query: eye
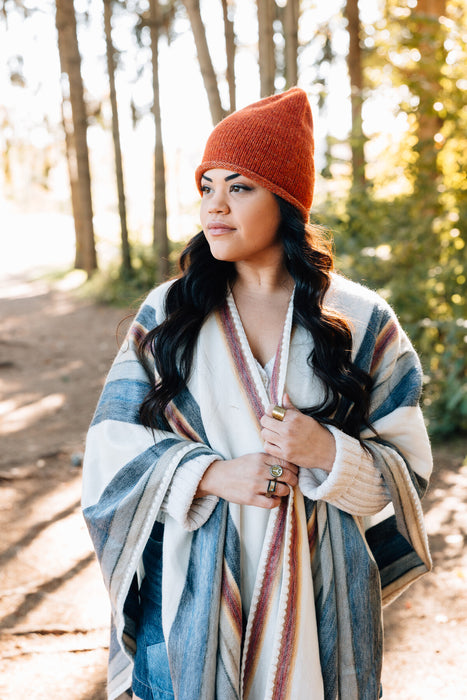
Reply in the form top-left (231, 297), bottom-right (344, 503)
top-left (230, 183), bottom-right (252, 193)
top-left (200, 184), bottom-right (212, 195)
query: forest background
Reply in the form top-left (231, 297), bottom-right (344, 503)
top-left (1, 0), bottom-right (466, 433)
top-left (0, 1), bottom-right (466, 698)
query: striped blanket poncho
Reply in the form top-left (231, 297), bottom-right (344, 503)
top-left (82, 272), bottom-right (432, 700)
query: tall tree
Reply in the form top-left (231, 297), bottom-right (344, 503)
top-left (382, 0), bottom-right (447, 198)
top-left (149, 0), bottom-right (170, 281)
top-left (103, 0), bottom-right (132, 275)
top-left (407, 0), bottom-right (446, 197)
top-left (181, 0), bottom-right (226, 124)
top-left (282, 0), bottom-right (299, 88)
top-left (221, 0), bottom-right (236, 112)
top-left (257, 0), bottom-right (276, 97)
top-left (344, 0), bottom-right (366, 188)
top-left (55, 0), bottom-right (97, 275)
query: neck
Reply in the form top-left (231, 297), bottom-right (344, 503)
top-left (233, 260), bottom-right (293, 295)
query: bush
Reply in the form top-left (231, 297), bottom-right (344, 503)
top-left (81, 240), bottom-right (187, 308)
top-left (314, 187), bottom-right (466, 438)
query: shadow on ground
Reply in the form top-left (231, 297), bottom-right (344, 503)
top-left (0, 278), bottom-right (465, 699)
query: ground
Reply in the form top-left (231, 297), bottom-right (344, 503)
top-left (0, 271), bottom-right (466, 700)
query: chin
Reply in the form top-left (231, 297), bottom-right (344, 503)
top-left (208, 244), bottom-right (238, 262)
top-left (211, 253), bottom-right (238, 263)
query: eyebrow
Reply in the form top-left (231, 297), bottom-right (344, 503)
top-left (201, 173), bottom-right (241, 183)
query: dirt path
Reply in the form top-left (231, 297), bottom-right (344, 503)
top-left (0, 274), bottom-right (466, 699)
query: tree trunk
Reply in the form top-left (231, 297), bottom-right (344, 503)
top-left (149, 0), bottom-right (170, 282)
top-left (55, 0), bottom-right (97, 274)
top-left (181, 0), bottom-right (226, 124)
top-left (345, 0), bottom-right (366, 189)
top-left (104, 0), bottom-right (132, 275)
top-left (409, 0), bottom-right (446, 196)
top-left (221, 0), bottom-right (236, 113)
top-left (283, 0), bottom-right (299, 88)
top-left (59, 97), bottom-right (84, 252)
top-left (257, 0), bottom-right (276, 97)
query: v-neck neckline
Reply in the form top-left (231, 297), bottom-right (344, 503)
top-left (224, 289), bottom-right (295, 410)
top-left (256, 355), bottom-right (276, 373)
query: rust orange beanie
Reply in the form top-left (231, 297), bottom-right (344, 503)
top-left (195, 87), bottom-right (315, 221)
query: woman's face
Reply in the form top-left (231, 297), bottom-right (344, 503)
top-left (199, 168), bottom-right (282, 265)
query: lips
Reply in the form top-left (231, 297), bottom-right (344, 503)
top-left (207, 221), bottom-right (235, 234)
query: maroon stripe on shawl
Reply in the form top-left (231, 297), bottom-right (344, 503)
top-left (219, 303), bottom-right (265, 421)
top-left (242, 500), bottom-right (287, 696)
top-left (129, 322), bottom-right (146, 344)
top-left (307, 505), bottom-right (318, 557)
top-left (219, 298), bottom-right (270, 688)
top-left (219, 298), bottom-right (292, 695)
top-left (165, 404), bottom-right (200, 442)
top-left (370, 320), bottom-right (397, 373)
top-left (221, 564), bottom-right (243, 635)
top-left (271, 504), bottom-right (300, 699)
top-left (269, 336), bottom-right (283, 405)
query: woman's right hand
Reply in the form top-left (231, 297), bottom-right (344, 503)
top-left (195, 453), bottom-right (299, 509)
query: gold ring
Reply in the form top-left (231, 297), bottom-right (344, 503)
top-left (266, 479), bottom-right (277, 496)
top-left (271, 405), bottom-right (286, 421)
top-left (270, 464), bottom-right (283, 478)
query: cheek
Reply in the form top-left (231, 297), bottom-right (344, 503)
top-left (254, 194), bottom-right (281, 231)
top-left (269, 199), bottom-right (281, 231)
top-left (254, 206), bottom-right (281, 242)
top-left (199, 200), bottom-right (208, 228)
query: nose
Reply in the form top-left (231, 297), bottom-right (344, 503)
top-left (208, 189), bottom-right (229, 214)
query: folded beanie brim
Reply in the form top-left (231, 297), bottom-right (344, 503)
top-left (195, 87), bottom-right (315, 221)
top-left (195, 160), bottom-right (310, 221)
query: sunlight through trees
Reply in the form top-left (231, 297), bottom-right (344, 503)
top-left (1, 0), bottom-right (466, 436)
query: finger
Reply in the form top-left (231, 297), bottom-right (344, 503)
top-left (264, 480), bottom-right (291, 498)
top-left (263, 405), bottom-right (288, 421)
top-left (260, 406), bottom-right (280, 425)
top-left (282, 393), bottom-right (295, 410)
top-left (276, 471), bottom-right (298, 487)
top-left (261, 421), bottom-right (288, 442)
top-left (265, 459), bottom-right (298, 479)
top-left (282, 472), bottom-right (299, 487)
top-left (261, 426), bottom-right (282, 446)
top-left (256, 495), bottom-right (282, 509)
top-left (263, 441), bottom-right (283, 460)
top-left (265, 457), bottom-right (298, 473)
top-left (276, 480), bottom-right (293, 496)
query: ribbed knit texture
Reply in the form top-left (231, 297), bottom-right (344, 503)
top-left (161, 454), bottom-right (219, 530)
top-left (298, 425), bottom-right (391, 515)
top-left (195, 87), bottom-right (315, 221)
top-left (165, 395), bottom-right (391, 531)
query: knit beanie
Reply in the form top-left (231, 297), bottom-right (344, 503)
top-left (195, 87), bottom-right (315, 221)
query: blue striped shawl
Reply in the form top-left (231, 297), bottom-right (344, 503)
top-left (82, 274), bottom-right (432, 700)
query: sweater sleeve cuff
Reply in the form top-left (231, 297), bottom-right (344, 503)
top-left (299, 425), bottom-right (390, 515)
top-left (162, 454), bottom-right (220, 531)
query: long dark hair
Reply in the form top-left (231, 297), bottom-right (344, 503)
top-left (137, 197), bottom-right (373, 439)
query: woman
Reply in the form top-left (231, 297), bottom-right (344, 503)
top-left (82, 88), bottom-right (432, 700)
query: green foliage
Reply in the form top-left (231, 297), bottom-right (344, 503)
top-left (314, 0), bottom-right (467, 439)
top-left (81, 240), bottom-right (186, 307)
top-left (314, 184), bottom-right (466, 439)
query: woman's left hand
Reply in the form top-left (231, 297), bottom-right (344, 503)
top-left (260, 393), bottom-right (336, 473)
